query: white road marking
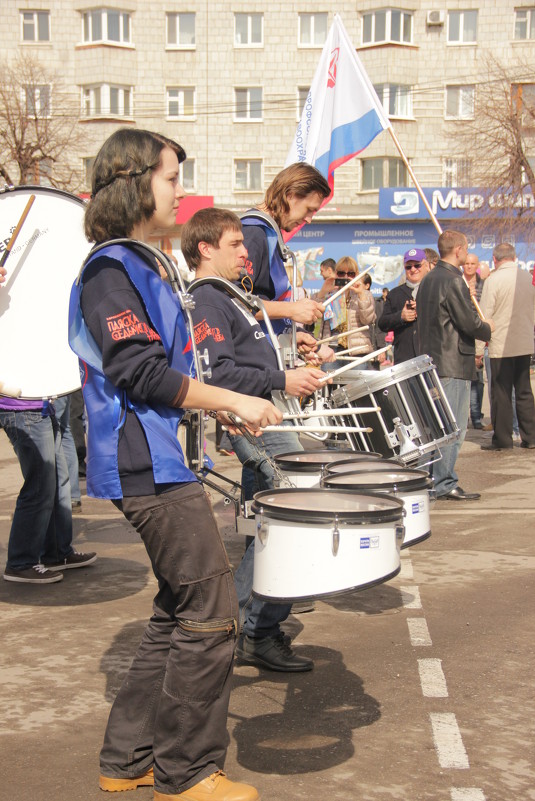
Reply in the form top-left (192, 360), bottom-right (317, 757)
top-left (418, 658), bottom-right (448, 697)
top-left (399, 557), bottom-right (413, 579)
top-left (450, 789), bottom-right (486, 801)
top-left (400, 585), bottom-right (422, 608)
top-left (407, 618), bottom-right (432, 646)
top-left (430, 713), bottom-right (470, 769)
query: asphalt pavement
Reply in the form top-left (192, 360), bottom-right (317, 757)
top-left (0, 415), bottom-right (534, 801)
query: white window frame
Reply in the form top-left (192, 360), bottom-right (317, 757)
top-left (442, 157), bottom-right (472, 187)
top-left (82, 84), bottom-right (133, 118)
top-left (514, 7), bottom-right (535, 40)
top-left (24, 84), bottom-right (51, 118)
top-left (374, 83), bottom-right (413, 118)
top-left (234, 159), bottom-right (263, 192)
top-left (234, 87), bottom-right (263, 122)
top-left (362, 9), bottom-right (413, 46)
top-left (447, 10), bottom-right (478, 44)
top-left (360, 157), bottom-right (407, 191)
top-left (445, 85), bottom-right (475, 119)
top-left (234, 13), bottom-right (263, 46)
top-left (297, 86), bottom-right (310, 121)
top-left (82, 9), bottom-right (132, 45)
top-left (166, 87), bottom-right (196, 119)
top-left (21, 10), bottom-right (50, 42)
top-left (180, 159), bottom-right (196, 192)
top-left (166, 12), bottom-right (195, 48)
top-left (298, 12), bottom-right (328, 47)
top-left (83, 156), bottom-right (96, 188)
top-left (513, 83), bottom-right (535, 127)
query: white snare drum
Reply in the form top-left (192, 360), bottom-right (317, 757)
top-left (273, 448), bottom-right (373, 488)
top-left (0, 186), bottom-right (91, 398)
top-left (322, 467), bottom-right (432, 548)
top-left (329, 355), bottom-right (460, 465)
top-left (251, 488), bottom-right (404, 601)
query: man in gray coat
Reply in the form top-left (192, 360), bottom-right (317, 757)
top-left (479, 242), bottom-right (535, 451)
top-left (417, 230), bottom-right (493, 500)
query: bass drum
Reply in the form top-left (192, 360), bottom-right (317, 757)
top-left (251, 488), bottom-right (404, 602)
top-left (0, 186), bottom-right (91, 399)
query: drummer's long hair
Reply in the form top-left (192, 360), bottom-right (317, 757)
top-left (263, 163), bottom-right (330, 228)
top-left (85, 128), bottom-right (186, 243)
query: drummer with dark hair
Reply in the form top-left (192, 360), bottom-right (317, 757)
top-left (183, 206), bottom-right (324, 673)
top-left (69, 127), bottom-right (281, 801)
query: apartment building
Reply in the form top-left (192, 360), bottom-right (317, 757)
top-left (2, 2), bottom-right (534, 274)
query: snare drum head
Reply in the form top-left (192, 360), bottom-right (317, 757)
top-left (322, 468), bottom-right (432, 492)
top-left (0, 186), bottom-right (92, 398)
top-left (274, 448), bottom-right (358, 472)
top-left (251, 488), bottom-right (404, 524)
top-left (326, 459), bottom-right (424, 476)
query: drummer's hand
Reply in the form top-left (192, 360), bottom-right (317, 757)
top-left (226, 397), bottom-right (282, 433)
top-left (290, 298), bottom-right (324, 324)
top-left (284, 366), bottom-right (325, 397)
top-left (401, 300), bottom-right (417, 322)
top-left (313, 344), bottom-right (336, 364)
top-left (296, 331), bottom-right (318, 354)
top-left (377, 351), bottom-right (387, 364)
top-left (0, 265), bottom-right (6, 285)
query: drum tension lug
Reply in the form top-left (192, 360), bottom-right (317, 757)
top-left (332, 515), bottom-right (340, 557)
top-left (256, 507), bottom-right (269, 545)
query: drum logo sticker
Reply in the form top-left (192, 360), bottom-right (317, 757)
top-left (360, 536), bottom-right (379, 549)
top-left (412, 501), bottom-right (424, 514)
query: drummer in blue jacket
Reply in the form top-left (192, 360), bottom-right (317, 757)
top-left (69, 127), bottom-right (281, 801)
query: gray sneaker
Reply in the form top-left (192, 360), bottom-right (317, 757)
top-left (43, 550), bottom-right (97, 571)
top-left (3, 564), bottom-right (63, 584)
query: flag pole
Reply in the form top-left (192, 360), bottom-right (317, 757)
top-left (387, 126), bottom-right (443, 236)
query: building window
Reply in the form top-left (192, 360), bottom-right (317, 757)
top-left (447, 10), bottom-right (477, 43)
top-left (83, 157), bottom-right (96, 187)
top-left (180, 159), bottom-right (195, 191)
top-left (299, 13), bottom-right (328, 46)
top-left (167, 87), bottom-right (195, 118)
top-left (166, 13), bottom-right (195, 46)
top-left (25, 85), bottom-right (51, 118)
top-left (515, 8), bottom-right (535, 39)
top-left (82, 9), bottom-right (131, 44)
top-left (297, 86), bottom-right (310, 119)
top-left (512, 83), bottom-right (535, 126)
top-left (82, 85), bottom-right (132, 117)
top-left (445, 85), bottom-right (475, 119)
top-left (234, 13), bottom-right (263, 46)
top-left (362, 9), bottom-right (412, 45)
top-left (361, 157), bottom-right (407, 190)
top-left (21, 10), bottom-right (50, 42)
top-left (234, 88), bottom-right (263, 121)
top-left (374, 84), bottom-right (412, 118)
top-left (443, 158), bottom-right (472, 187)
top-left (234, 159), bottom-right (262, 191)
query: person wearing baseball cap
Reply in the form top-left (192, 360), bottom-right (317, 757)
top-left (377, 248), bottom-right (429, 364)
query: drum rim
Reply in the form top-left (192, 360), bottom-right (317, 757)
top-left (251, 487), bottom-right (405, 524)
top-left (321, 468), bottom-right (433, 493)
top-left (0, 183), bottom-right (86, 207)
top-left (273, 449), bottom-right (376, 472)
top-left (330, 354), bottom-right (435, 401)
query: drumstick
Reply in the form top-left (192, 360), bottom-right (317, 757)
top-left (462, 276), bottom-right (486, 321)
top-left (314, 325), bottom-right (369, 346)
top-left (318, 345), bottom-right (392, 384)
top-left (281, 406), bottom-right (380, 419)
top-left (322, 265), bottom-right (374, 309)
top-left (0, 194), bottom-right (36, 269)
top-left (262, 424), bottom-right (373, 434)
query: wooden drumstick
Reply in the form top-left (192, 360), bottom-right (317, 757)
top-left (318, 345), bottom-right (392, 384)
top-left (0, 194), bottom-right (36, 269)
top-left (314, 325), bottom-right (370, 346)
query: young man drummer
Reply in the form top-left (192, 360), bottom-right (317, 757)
top-left (69, 128), bottom-right (282, 801)
top-left (182, 207), bottom-right (327, 673)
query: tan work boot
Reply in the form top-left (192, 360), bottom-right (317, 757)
top-left (99, 766), bottom-right (154, 791)
top-left (153, 771), bottom-right (259, 800)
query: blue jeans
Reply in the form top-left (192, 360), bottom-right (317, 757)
top-left (229, 428), bottom-right (301, 639)
top-left (470, 370), bottom-right (484, 424)
top-left (0, 409), bottom-right (73, 570)
top-left (53, 395), bottom-right (81, 503)
top-left (433, 377), bottom-right (470, 497)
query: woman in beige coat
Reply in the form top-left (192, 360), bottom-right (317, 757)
top-left (335, 256), bottom-right (376, 357)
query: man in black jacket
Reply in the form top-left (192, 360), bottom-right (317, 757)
top-left (416, 230), bottom-right (494, 500)
top-left (378, 248), bottom-right (429, 364)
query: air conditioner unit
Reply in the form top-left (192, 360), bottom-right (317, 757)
top-left (426, 10), bottom-right (445, 26)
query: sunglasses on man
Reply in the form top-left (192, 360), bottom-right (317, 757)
top-left (404, 262), bottom-right (423, 270)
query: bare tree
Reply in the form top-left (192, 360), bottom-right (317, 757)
top-left (451, 54), bottom-right (535, 244)
top-left (0, 54), bottom-right (90, 191)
